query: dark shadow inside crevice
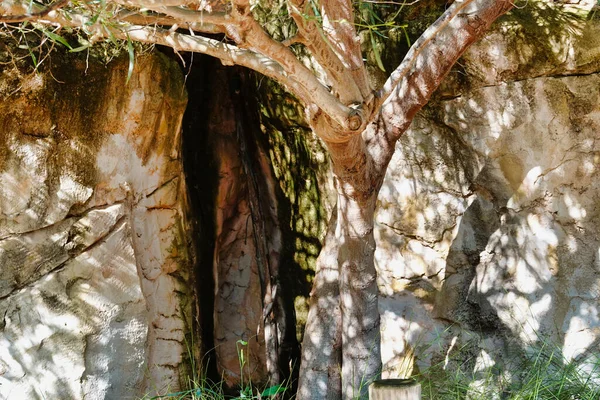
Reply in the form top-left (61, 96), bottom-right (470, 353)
top-left (162, 46), bottom-right (307, 393)
top-left (178, 52), bottom-right (220, 383)
top-left (236, 70), bottom-right (304, 394)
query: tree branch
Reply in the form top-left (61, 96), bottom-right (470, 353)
top-left (112, 0), bottom-right (363, 133)
top-left (287, 0), bottom-right (364, 105)
top-left (110, 1), bottom-right (231, 26)
top-left (0, 2), bottom-right (297, 92)
top-left (320, 0), bottom-right (371, 99)
top-left (378, 0), bottom-right (514, 141)
top-left (121, 25), bottom-right (293, 83)
top-left (115, 10), bottom-right (225, 34)
top-left (227, 0), bottom-right (359, 132)
top-left (0, 0), bottom-right (69, 23)
top-left (1, 0), bottom-right (362, 134)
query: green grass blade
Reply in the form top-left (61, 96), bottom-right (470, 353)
top-left (370, 31), bottom-right (386, 72)
top-left (43, 30), bottom-right (73, 50)
top-left (126, 34), bottom-right (135, 84)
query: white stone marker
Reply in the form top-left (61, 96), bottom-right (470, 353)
top-left (369, 379), bottom-right (421, 400)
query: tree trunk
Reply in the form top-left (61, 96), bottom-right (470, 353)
top-left (293, 1), bottom-right (516, 397)
top-left (338, 198), bottom-right (381, 399)
top-left (299, 194), bottom-right (381, 400)
top-left (298, 210), bottom-right (343, 400)
top-left (299, 132), bottom-right (385, 400)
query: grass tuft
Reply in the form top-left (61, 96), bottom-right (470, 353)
top-left (141, 340), bottom-right (291, 400)
top-left (415, 339), bottom-right (600, 400)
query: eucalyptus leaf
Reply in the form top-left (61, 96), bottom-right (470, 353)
top-left (370, 31), bottom-right (386, 72)
top-left (69, 44), bottom-right (91, 53)
top-left (28, 48), bottom-right (38, 68)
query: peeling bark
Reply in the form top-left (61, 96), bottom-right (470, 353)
top-left (203, 65), bottom-right (294, 389)
top-left (211, 77), bottom-right (268, 387)
top-left (235, 78), bottom-right (282, 386)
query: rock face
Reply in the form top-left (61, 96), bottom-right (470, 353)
top-left (0, 53), bottom-right (194, 399)
top-left (2, 3), bottom-right (600, 398)
top-left (376, 2), bottom-right (600, 387)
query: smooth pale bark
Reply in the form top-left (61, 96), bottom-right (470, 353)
top-left (298, 190), bottom-right (381, 400)
top-left (329, 134), bottom-right (385, 399)
top-left (299, 129), bottom-right (387, 399)
top-left (338, 210), bottom-right (380, 399)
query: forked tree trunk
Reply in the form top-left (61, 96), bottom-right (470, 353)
top-left (296, 1), bottom-right (514, 396)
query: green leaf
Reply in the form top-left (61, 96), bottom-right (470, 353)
top-left (309, 0), bottom-right (321, 18)
top-left (85, 13), bottom-right (100, 26)
top-left (43, 30), bottom-right (73, 50)
top-left (106, 29), bottom-right (119, 46)
top-left (402, 26), bottom-right (411, 47)
top-left (126, 34), bottom-right (135, 84)
top-left (69, 44), bottom-right (91, 53)
top-left (261, 384), bottom-right (286, 397)
top-left (370, 31), bottom-right (385, 72)
top-left (28, 48), bottom-right (38, 69)
top-left (237, 340), bottom-right (248, 346)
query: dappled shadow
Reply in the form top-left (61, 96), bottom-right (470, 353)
top-left (374, 3), bottom-right (600, 394)
top-left (253, 76), bottom-right (334, 343)
top-left (177, 53), bottom-right (329, 393)
top-left (0, 52), bottom-right (193, 399)
top-left (1, 216), bottom-right (147, 399)
top-left (439, 1), bottom-right (600, 95)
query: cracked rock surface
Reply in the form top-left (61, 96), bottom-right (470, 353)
top-left (0, 53), bottom-right (193, 399)
top-left (376, 3), bottom-right (600, 383)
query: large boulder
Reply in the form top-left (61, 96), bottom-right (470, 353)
top-left (0, 53), bottom-right (195, 399)
top-left (376, 1), bottom-right (600, 383)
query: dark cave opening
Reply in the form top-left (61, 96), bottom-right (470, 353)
top-left (163, 48), bottom-right (306, 394)
top-left (179, 52), bottom-right (220, 383)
